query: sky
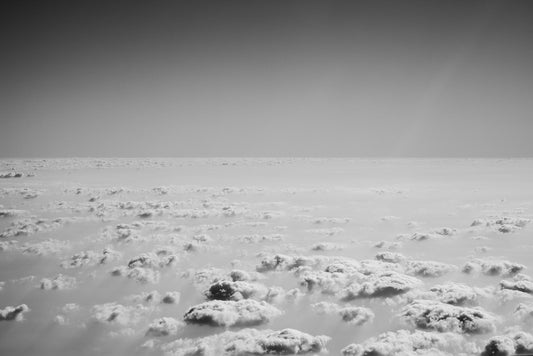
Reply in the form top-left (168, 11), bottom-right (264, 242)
top-left (1, 0), bottom-right (533, 157)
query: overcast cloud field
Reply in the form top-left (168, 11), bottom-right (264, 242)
top-left (1, 158), bottom-right (532, 356)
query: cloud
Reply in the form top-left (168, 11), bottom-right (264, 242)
top-left (0, 209), bottom-right (27, 218)
top-left (0, 187), bottom-right (40, 199)
top-left (205, 280), bottom-right (269, 301)
top-left (108, 249), bottom-right (178, 284)
top-left (374, 240), bottom-right (403, 250)
top-left (101, 220), bottom-right (175, 243)
top-left (265, 254), bottom-right (424, 300)
top-left (238, 234), bottom-right (284, 244)
top-left (474, 246), bottom-right (491, 254)
top-left (146, 317), bottom-right (184, 337)
top-left (514, 303), bottom-right (533, 323)
top-left (471, 217), bottom-right (530, 233)
top-left (257, 254), bottom-right (402, 277)
top-left (182, 267), bottom-right (264, 290)
top-left (263, 287), bottom-right (304, 305)
top-left (61, 247), bottom-right (122, 268)
top-left (228, 269), bottom-right (262, 282)
top-left (299, 270), bottom-right (353, 295)
top-left (126, 290), bottom-right (179, 304)
top-left (183, 299), bottom-right (282, 327)
top-left (0, 304), bottom-right (29, 321)
top-left (311, 242), bottom-right (345, 251)
top-left (358, 260), bottom-right (404, 275)
top-left (396, 283), bottom-right (486, 307)
top-left (405, 260), bottom-right (457, 278)
top-left (341, 271), bottom-right (421, 300)
top-left (53, 303), bottom-right (80, 326)
top-left (311, 302), bottom-right (374, 326)
top-left (462, 258), bottom-right (525, 277)
top-left (91, 302), bottom-right (151, 326)
top-left (341, 329), bottom-right (471, 356)
top-left (126, 290), bottom-right (161, 304)
top-left (375, 252), bottom-right (406, 263)
top-left (500, 274), bottom-right (533, 295)
top-left (40, 274), bottom-right (77, 290)
top-left (0, 217), bottom-right (64, 238)
top-left (111, 266), bottom-right (161, 284)
top-left (1, 239), bottom-right (70, 256)
top-left (183, 268), bottom-right (228, 287)
top-left (481, 331), bottom-right (533, 356)
top-left (305, 227), bottom-right (344, 236)
top-left (375, 252), bottom-right (457, 278)
top-left (399, 300), bottom-right (497, 334)
top-left (256, 254), bottom-right (325, 273)
top-left (161, 328), bottom-right (330, 356)
top-left (126, 251), bottom-right (178, 269)
top-left (22, 239), bottom-right (71, 256)
top-left (62, 303), bottom-right (80, 313)
top-left (312, 217), bottom-right (351, 224)
top-left (0, 172), bottom-right (25, 178)
top-left (162, 291), bottom-right (181, 304)
top-left (405, 228), bottom-right (456, 242)
top-left (428, 283), bottom-right (480, 305)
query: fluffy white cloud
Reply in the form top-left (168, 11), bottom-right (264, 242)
top-left (162, 291), bottom-right (181, 304)
top-left (400, 300), bottom-right (497, 334)
top-left (0, 304), bottom-right (29, 321)
top-left (126, 251), bottom-right (178, 269)
top-left (183, 299), bottom-right (282, 327)
top-left (0, 172), bottom-right (25, 178)
top-left (91, 302), bottom-right (151, 326)
top-left (471, 217), bottom-right (530, 233)
top-left (375, 251), bottom-right (406, 263)
top-left (428, 283), bottom-right (480, 305)
top-left (23, 239), bottom-right (71, 256)
top-left (0, 239), bottom-right (70, 256)
top-left (500, 274), bottom-right (533, 295)
top-left (146, 317), bottom-right (184, 337)
top-left (111, 266), bottom-right (161, 284)
top-left (341, 329), bottom-right (471, 356)
top-left (126, 289), bottom-right (180, 304)
top-left (183, 268), bottom-right (264, 291)
top-left (238, 234), bottom-right (284, 244)
top-left (0, 209), bottom-right (27, 218)
top-left (373, 240), bottom-right (403, 250)
top-left (228, 269), bottom-right (262, 282)
top-left (256, 254), bottom-right (325, 273)
top-left (311, 242), bottom-right (345, 251)
top-left (341, 271), bottom-right (421, 300)
top-left (126, 290), bottom-right (162, 304)
top-left (406, 228), bottom-right (456, 242)
top-left (481, 331), bottom-right (533, 356)
top-left (162, 328), bottom-right (330, 356)
top-left (462, 258), bottom-right (525, 277)
top-left (40, 274), bottom-right (77, 290)
top-left (263, 286), bottom-right (304, 305)
top-left (405, 260), bottom-right (457, 278)
top-left (305, 227), bottom-right (344, 236)
top-left (311, 302), bottom-right (374, 326)
top-left (61, 247), bottom-right (122, 268)
top-left (205, 280), bottom-right (269, 301)
top-left (299, 270), bottom-right (354, 295)
top-left (0, 216), bottom-right (93, 238)
top-left (0, 217), bottom-right (63, 238)
top-left (514, 303), bottom-right (533, 323)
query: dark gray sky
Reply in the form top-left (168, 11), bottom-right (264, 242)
top-left (1, 0), bottom-right (533, 157)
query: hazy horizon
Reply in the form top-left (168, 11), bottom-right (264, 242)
top-left (2, 0), bottom-right (533, 157)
